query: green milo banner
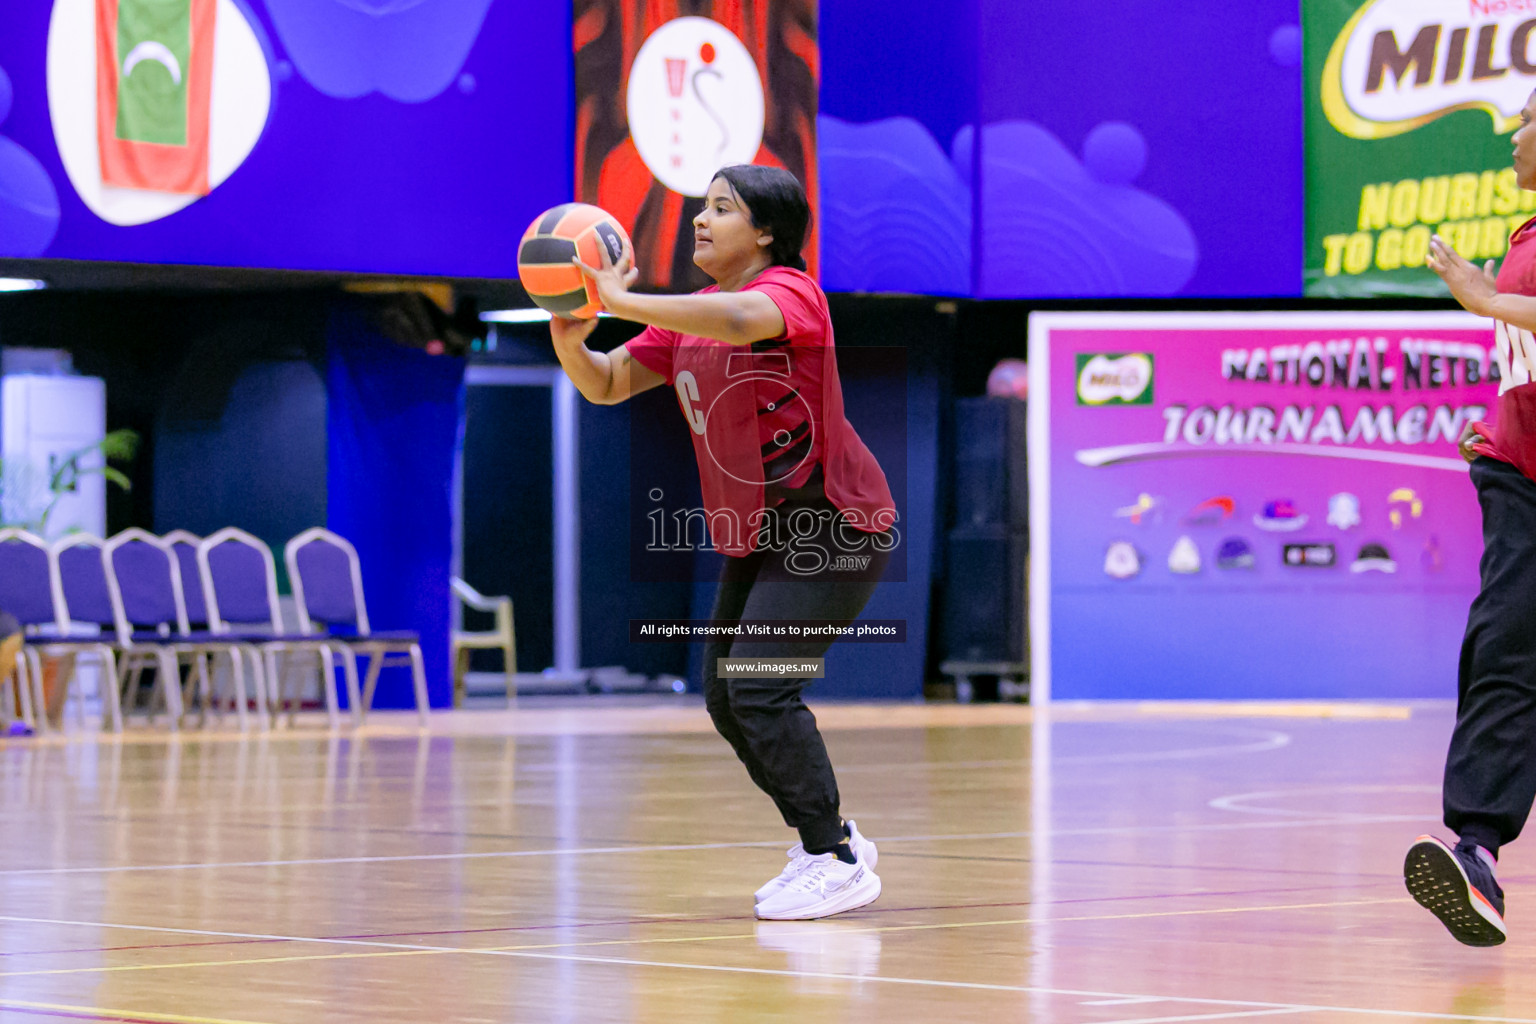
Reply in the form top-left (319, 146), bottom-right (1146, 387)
top-left (1305, 0), bottom-right (1536, 297)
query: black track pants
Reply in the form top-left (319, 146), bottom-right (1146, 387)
top-left (702, 501), bottom-right (890, 851)
top-left (1445, 456), bottom-right (1536, 854)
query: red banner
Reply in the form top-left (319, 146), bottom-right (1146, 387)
top-left (96, 0), bottom-right (215, 195)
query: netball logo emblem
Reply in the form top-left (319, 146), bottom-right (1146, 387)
top-left (627, 17), bottom-right (765, 197)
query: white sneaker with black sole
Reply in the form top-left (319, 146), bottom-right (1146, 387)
top-left (754, 820), bottom-right (879, 906)
top-left (754, 850), bottom-right (881, 921)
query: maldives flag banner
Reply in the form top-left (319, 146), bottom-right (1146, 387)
top-left (96, 0), bottom-right (215, 195)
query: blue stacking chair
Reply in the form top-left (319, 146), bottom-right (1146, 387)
top-left (102, 528), bottom-right (263, 731)
top-left (285, 528), bottom-right (429, 726)
top-left (199, 527), bottom-right (339, 729)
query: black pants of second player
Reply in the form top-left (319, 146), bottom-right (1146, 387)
top-left (1445, 456), bottom-right (1536, 855)
top-left (703, 502), bottom-right (890, 853)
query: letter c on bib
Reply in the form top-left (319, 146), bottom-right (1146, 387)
top-left (675, 371), bottom-right (706, 435)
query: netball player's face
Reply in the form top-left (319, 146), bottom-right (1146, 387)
top-left (693, 178), bottom-right (771, 278)
top-left (1516, 90), bottom-right (1536, 191)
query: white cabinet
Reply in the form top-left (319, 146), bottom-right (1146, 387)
top-left (1, 375), bottom-right (107, 538)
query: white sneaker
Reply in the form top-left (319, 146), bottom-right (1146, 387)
top-left (754, 851), bottom-right (881, 921)
top-left (754, 821), bottom-right (879, 905)
top-left (755, 844), bottom-right (812, 905)
top-left (847, 820), bottom-right (878, 870)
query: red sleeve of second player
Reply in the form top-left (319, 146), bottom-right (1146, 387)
top-left (747, 268), bottom-right (829, 346)
top-left (624, 326), bottom-right (679, 383)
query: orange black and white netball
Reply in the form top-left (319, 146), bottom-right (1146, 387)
top-left (517, 203), bottom-right (633, 319)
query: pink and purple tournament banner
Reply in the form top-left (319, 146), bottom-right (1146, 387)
top-left (1027, 312), bottom-right (1496, 701)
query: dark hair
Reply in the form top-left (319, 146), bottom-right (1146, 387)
top-left (711, 165), bottom-right (811, 271)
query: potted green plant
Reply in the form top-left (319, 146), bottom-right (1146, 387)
top-left (0, 428), bottom-right (139, 534)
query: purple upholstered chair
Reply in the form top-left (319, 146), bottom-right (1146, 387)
top-left (0, 529), bottom-right (55, 729)
top-left (200, 527), bottom-right (337, 729)
top-left (102, 529), bottom-right (261, 731)
top-left (285, 528), bottom-right (428, 726)
top-left (46, 532), bottom-right (129, 732)
top-left (164, 531), bottom-right (208, 628)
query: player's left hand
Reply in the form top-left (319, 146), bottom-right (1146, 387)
top-left (1427, 234), bottom-right (1497, 316)
top-left (572, 241), bottom-right (638, 314)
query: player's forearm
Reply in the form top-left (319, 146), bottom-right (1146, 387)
top-left (605, 290), bottom-right (777, 346)
top-left (551, 336), bottom-right (620, 404)
top-left (1486, 292), bottom-right (1536, 333)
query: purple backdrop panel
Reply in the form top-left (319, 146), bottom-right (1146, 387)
top-left (977, 0), bottom-right (1302, 298)
top-left (1029, 312), bottom-right (1495, 701)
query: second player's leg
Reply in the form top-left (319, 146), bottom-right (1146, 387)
top-left (1444, 457), bottom-right (1536, 853)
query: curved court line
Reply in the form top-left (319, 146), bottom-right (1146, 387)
top-left (833, 728), bottom-right (1292, 774)
top-left (1209, 785), bottom-right (1439, 819)
top-left (1056, 728), bottom-right (1291, 765)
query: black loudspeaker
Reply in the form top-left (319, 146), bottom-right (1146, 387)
top-left (953, 397), bottom-right (1027, 529)
top-left (940, 525), bottom-right (1028, 663)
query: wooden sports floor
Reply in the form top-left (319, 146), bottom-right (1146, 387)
top-left (0, 699), bottom-right (1531, 1023)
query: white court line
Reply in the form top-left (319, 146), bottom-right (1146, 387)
top-left (1094, 1011), bottom-right (1303, 1024)
top-left (1, 914), bottom-right (1533, 1023)
top-left (0, 814), bottom-right (1436, 877)
top-left (1209, 785), bottom-right (1437, 818)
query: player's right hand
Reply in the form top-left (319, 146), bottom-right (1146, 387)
top-left (1458, 419), bottom-right (1483, 464)
top-left (550, 314), bottom-right (599, 349)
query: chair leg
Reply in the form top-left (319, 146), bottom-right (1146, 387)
top-left (227, 649), bottom-right (249, 732)
top-left (360, 650), bottom-right (384, 724)
top-left (311, 647), bottom-right (336, 729)
top-left (17, 647), bottom-right (39, 732)
top-left (409, 644), bottom-right (430, 727)
top-left (452, 644), bottom-right (467, 709)
top-left (502, 642), bottom-right (516, 706)
top-left (99, 648), bottom-right (123, 733)
top-left (0, 651), bottom-right (16, 727)
top-left (341, 647), bottom-right (363, 727)
top-left (195, 653), bottom-right (213, 727)
top-left (126, 661), bottom-right (146, 723)
top-left (67, 653), bottom-right (86, 731)
top-left (157, 650), bottom-right (184, 730)
top-left (263, 648), bottom-right (283, 725)
top-left (247, 648), bottom-right (271, 731)
top-left (12, 647), bottom-right (33, 727)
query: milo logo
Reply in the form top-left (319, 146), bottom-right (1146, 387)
top-left (1076, 353), bottom-right (1153, 406)
top-left (1322, 0), bottom-right (1536, 140)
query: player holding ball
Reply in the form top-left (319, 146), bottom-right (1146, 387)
top-left (542, 165), bottom-right (895, 921)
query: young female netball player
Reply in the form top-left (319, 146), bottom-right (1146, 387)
top-left (1411, 86), bottom-right (1536, 946)
top-left (548, 165), bottom-right (894, 921)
